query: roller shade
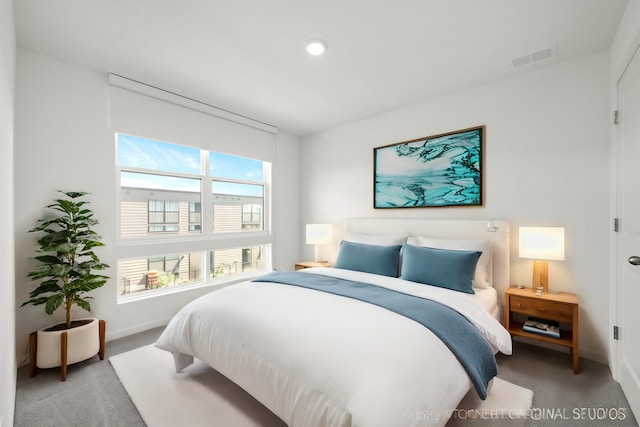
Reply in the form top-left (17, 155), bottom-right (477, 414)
top-left (108, 74), bottom-right (276, 162)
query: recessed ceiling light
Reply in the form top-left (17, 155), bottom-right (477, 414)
top-left (306, 39), bottom-right (327, 56)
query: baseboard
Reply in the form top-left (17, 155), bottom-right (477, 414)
top-left (104, 317), bottom-right (172, 342)
top-left (512, 336), bottom-right (608, 365)
top-left (580, 347), bottom-right (609, 366)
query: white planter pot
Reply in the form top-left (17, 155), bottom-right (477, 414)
top-left (36, 317), bottom-right (100, 369)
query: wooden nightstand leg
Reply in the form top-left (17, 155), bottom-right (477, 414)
top-left (572, 307), bottom-right (579, 374)
top-left (571, 339), bottom-right (579, 374)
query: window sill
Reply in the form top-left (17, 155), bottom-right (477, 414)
top-left (117, 270), bottom-right (269, 304)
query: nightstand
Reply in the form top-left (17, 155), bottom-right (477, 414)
top-left (504, 286), bottom-right (579, 373)
top-left (295, 261), bottom-right (333, 270)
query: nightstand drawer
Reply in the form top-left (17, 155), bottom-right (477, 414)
top-left (510, 295), bottom-right (574, 322)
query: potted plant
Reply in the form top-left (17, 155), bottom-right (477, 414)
top-left (22, 191), bottom-right (109, 380)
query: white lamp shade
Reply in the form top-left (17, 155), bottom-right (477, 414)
top-left (306, 224), bottom-right (333, 245)
top-left (519, 227), bottom-right (565, 260)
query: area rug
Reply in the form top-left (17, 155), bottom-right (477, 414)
top-left (110, 344), bottom-right (533, 427)
top-left (449, 376), bottom-right (533, 426)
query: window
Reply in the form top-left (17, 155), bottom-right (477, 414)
top-left (189, 202), bottom-right (201, 231)
top-left (120, 172), bottom-right (201, 238)
top-left (118, 252), bottom-right (201, 295)
top-left (210, 246), bottom-right (263, 278)
top-left (242, 204), bottom-right (262, 229)
top-left (210, 152), bottom-right (265, 233)
top-left (116, 134), bottom-right (271, 299)
top-left (148, 200), bottom-right (179, 233)
top-left (148, 255), bottom-right (180, 273)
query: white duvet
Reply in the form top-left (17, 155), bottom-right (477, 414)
top-left (155, 268), bottom-right (512, 427)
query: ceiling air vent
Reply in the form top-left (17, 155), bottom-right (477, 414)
top-left (512, 45), bottom-right (557, 68)
top-left (512, 54), bottom-right (532, 68)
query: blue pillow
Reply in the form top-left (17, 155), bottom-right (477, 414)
top-left (400, 244), bottom-right (481, 294)
top-left (333, 241), bottom-right (402, 277)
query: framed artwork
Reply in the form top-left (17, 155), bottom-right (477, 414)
top-left (374, 126), bottom-right (484, 208)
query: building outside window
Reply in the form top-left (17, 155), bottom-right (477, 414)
top-left (116, 134), bottom-right (271, 298)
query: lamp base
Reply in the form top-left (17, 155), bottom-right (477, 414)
top-left (314, 245), bottom-right (326, 265)
top-left (532, 260), bottom-right (549, 293)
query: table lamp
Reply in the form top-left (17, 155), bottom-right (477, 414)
top-left (519, 226), bottom-right (565, 294)
top-left (306, 224), bottom-right (333, 263)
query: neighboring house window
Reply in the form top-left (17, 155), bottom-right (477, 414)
top-left (189, 202), bottom-right (201, 231)
top-left (242, 246), bottom-right (261, 270)
top-left (148, 200), bottom-right (179, 233)
top-left (242, 204), bottom-right (262, 229)
top-left (116, 134), bottom-right (271, 299)
top-left (148, 255), bottom-right (181, 273)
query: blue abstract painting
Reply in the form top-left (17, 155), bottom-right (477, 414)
top-left (374, 126), bottom-right (484, 208)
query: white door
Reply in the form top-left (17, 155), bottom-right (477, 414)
top-left (617, 44), bottom-right (640, 420)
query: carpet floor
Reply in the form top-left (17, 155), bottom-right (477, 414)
top-left (14, 327), bottom-right (638, 427)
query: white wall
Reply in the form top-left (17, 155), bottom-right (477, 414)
top-left (300, 52), bottom-right (611, 363)
top-left (14, 49), bottom-right (300, 362)
top-left (272, 131), bottom-right (301, 270)
top-left (0, 0), bottom-right (16, 424)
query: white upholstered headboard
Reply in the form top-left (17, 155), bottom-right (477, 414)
top-left (343, 219), bottom-right (511, 297)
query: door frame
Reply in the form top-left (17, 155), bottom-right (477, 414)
top-left (612, 36), bottom-right (640, 385)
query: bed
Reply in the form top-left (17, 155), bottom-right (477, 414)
top-left (155, 219), bottom-right (512, 427)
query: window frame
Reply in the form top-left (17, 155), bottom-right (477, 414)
top-left (115, 133), bottom-right (273, 302)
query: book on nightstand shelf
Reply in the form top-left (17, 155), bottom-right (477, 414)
top-left (523, 317), bottom-right (560, 339)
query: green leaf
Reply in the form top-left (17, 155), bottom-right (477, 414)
top-left (67, 276), bottom-right (107, 293)
top-left (81, 241), bottom-right (105, 250)
top-left (49, 264), bottom-right (73, 277)
top-left (56, 199), bottom-right (79, 213)
top-left (44, 294), bottom-right (64, 315)
top-left (21, 297), bottom-right (49, 307)
top-left (75, 297), bottom-right (92, 312)
top-left (55, 242), bottom-right (77, 255)
top-left (33, 255), bottom-right (64, 264)
top-left (28, 281), bottom-right (61, 298)
top-left (28, 264), bottom-right (69, 280)
top-left (83, 277), bottom-right (108, 289)
top-left (37, 231), bottom-right (74, 250)
top-left (64, 191), bottom-right (89, 199)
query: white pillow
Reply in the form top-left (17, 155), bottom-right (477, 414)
top-left (406, 236), bottom-right (493, 288)
top-left (344, 232), bottom-right (408, 246)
